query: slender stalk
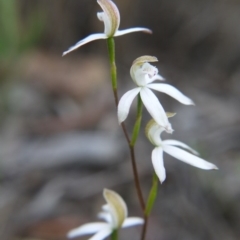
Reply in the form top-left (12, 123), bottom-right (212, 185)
top-left (129, 144), bottom-right (145, 211)
top-left (106, 37), bottom-right (145, 212)
top-left (141, 216), bottom-right (148, 240)
top-left (111, 230), bottom-right (118, 240)
top-left (107, 37), bottom-right (117, 102)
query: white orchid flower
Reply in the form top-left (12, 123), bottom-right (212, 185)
top-left (118, 56), bottom-right (194, 133)
top-left (67, 189), bottom-right (143, 240)
top-left (63, 0), bottom-right (152, 56)
top-left (145, 119), bottom-right (218, 183)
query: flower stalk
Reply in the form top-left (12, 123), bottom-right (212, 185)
top-left (111, 230), bottom-right (118, 240)
top-left (107, 37), bottom-right (117, 92)
top-left (106, 37), bottom-right (145, 213)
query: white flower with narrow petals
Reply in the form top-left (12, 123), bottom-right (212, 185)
top-left (67, 189), bottom-right (144, 240)
top-left (118, 56), bottom-right (194, 133)
top-left (63, 0), bottom-right (152, 56)
top-left (145, 119), bottom-right (218, 183)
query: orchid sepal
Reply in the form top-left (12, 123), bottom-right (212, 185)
top-left (145, 120), bottom-right (218, 183)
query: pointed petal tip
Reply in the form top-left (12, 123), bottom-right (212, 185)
top-left (67, 232), bottom-right (73, 239)
top-left (165, 126), bottom-right (174, 134)
top-left (67, 229), bottom-right (78, 239)
top-left (62, 51), bottom-right (68, 57)
top-left (212, 164), bottom-right (219, 170)
top-left (183, 98), bottom-right (195, 106)
top-left (115, 27), bottom-right (153, 37)
top-left (190, 99), bottom-right (195, 105)
top-left (203, 162), bottom-right (219, 170)
top-left (155, 167), bottom-right (166, 184)
top-left (160, 177), bottom-right (166, 184)
top-left (118, 113), bottom-right (126, 125)
top-left (204, 163), bottom-right (218, 170)
top-left (144, 28), bottom-right (153, 34)
top-left (163, 145), bottom-right (218, 171)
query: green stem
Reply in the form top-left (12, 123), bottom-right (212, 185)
top-left (130, 94), bottom-right (143, 147)
top-left (107, 37), bottom-right (117, 93)
top-left (111, 230), bottom-right (118, 240)
top-left (141, 173), bottom-right (158, 240)
top-left (106, 37), bottom-right (145, 212)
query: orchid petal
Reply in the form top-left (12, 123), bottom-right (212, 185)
top-left (163, 140), bottom-right (199, 155)
top-left (98, 212), bottom-right (112, 223)
top-left (89, 227), bottom-right (112, 240)
top-left (63, 33), bottom-right (107, 56)
top-left (97, 12), bottom-right (113, 36)
top-left (67, 223), bottom-right (109, 238)
top-left (101, 204), bottom-right (110, 212)
top-left (122, 217), bottom-right (144, 228)
top-left (163, 145), bottom-right (218, 170)
top-left (133, 69), bottom-right (150, 86)
top-left (133, 62), bottom-right (158, 86)
top-left (145, 119), bottom-right (164, 146)
top-left (130, 56), bottom-right (158, 82)
top-left (97, 0), bottom-right (120, 36)
top-left (152, 147), bottom-right (166, 183)
top-left (118, 88), bottom-right (141, 123)
top-left (114, 27), bottom-right (152, 36)
top-left (103, 189), bottom-right (128, 229)
top-left (147, 83), bottom-right (194, 105)
top-left (140, 87), bottom-right (173, 133)
top-left (146, 74), bottom-right (165, 84)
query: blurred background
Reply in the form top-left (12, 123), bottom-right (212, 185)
top-left (0, 0), bottom-right (240, 239)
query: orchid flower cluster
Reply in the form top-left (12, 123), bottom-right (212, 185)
top-left (63, 0), bottom-right (218, 240)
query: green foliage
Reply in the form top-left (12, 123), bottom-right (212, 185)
top-left (145, 173), bottom-right (158, 216)
top-left (0, 0), bottom-right (45, 60)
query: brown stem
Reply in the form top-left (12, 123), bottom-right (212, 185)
top-left (129, 145), bottom-right (145, 211)
top-left (141, 215), bottom-right (148, 240)
top-left (113, 89), bottom-right (145, 211)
